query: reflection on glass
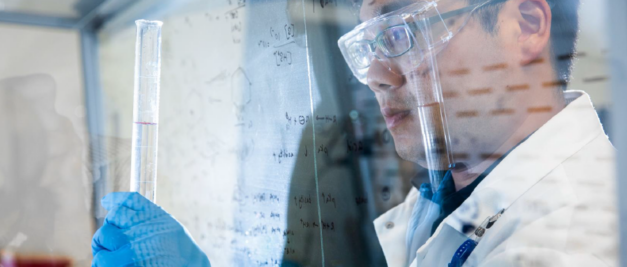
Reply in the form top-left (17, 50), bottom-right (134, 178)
top-left (94, 0), bottom-right (617, 266)
top-left (0, 74), bottom-right (87, 266)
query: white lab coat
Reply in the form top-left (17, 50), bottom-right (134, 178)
top-left (374, 91), bottom-right (618, 267)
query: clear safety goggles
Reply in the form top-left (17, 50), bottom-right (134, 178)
top-left (338, 0), bottom-right (508, 84)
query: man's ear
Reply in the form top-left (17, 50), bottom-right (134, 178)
top-left (517, 0), bottom-right (552, 65)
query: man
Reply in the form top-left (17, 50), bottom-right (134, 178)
top-left (92, 0), bottom-right (617, 266)
top-left (349, 0), bottom-right (618, 266)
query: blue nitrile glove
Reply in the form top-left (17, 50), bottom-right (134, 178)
top-left (91, 192), bottom-right (211, 267)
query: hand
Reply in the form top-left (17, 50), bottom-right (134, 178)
top-left (91, 192), bottom-right (211, 267)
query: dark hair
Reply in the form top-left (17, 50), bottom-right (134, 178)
top-left (469, 0), bottom-right (581, 83)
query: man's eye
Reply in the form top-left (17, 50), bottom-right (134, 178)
top-left (389, 27), bottom-right (409, 42)
top-left (394, 30), bottom-right (406, 40)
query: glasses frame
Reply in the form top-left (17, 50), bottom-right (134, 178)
top-left (349, 25), bottom-right (416, 69)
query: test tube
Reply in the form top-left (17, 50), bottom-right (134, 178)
top-left (130, 20), bottom-right (163, 202)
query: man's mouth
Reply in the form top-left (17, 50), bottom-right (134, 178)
top-left (381, 107), bottom-right (411, 129)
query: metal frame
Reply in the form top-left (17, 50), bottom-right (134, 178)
top-left (80, 27), bottom-right (108, 227)
top-left (608, 0), bottom-right (627, 266)
top-left (0, 11), bottom-right (77, 28)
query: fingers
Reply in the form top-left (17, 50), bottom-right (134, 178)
top-left (92, 243), bottom-right (136, 267)
top-left (101, 192), bottom-right (166, 228)
top-left (105, 204), bottom-right (165, 229)
top-left (101, 192), bottom-right (154, 211)
top-left (122, 215), bottom-right (184, 241)
top-left (92, 223), bottom-right (130, 256)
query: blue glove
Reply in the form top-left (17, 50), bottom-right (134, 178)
top-left (91, 192), bottom-right (211, 267)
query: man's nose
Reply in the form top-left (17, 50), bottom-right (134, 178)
top-left (367, 59), bottom-right (405, 92)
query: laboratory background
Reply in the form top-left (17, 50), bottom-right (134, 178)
top-left (0, 0), bottom-right (624, 266)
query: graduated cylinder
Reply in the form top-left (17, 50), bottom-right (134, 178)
top-left (130, 20), bottom-right (163, 202)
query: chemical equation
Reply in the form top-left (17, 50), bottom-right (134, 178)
top-left (299, 218), bottom-right (318, 228)
top-left (285, 112), bottom-right (310, 126)
top-left (347, 139), bottom-right (364, 153)
top-left (253, 192), bottom-right (281, 203)
top-left (315, 115), bottom-right (337, 123)
top-left (273, 149), bottom-right (295, 163)
top-left (256, 259), bottom-right (281, 266)
top-left (210, 219), bottom-right (300, 264)
top-left (270, 26), bottom-right (281, 41)
top-left (322, 220), bottom-right (335, 230)
top-left (254, 211), bottom-right (281, 220)
top-left (285, 24), bottom-right (295, 40)
top-left (274, 145), bottom-right (313, 159)
top-left (274, 50), bottom-right (292, 66)
top-left (246, 224), bottom-right (269, 237)
top-left (242, 224), bottom-right (298, 238)
top-left (285, 113), bottom-right (337, 131)
top-left (269, 23), bottom-right (295, 44)
top-left (320, 192), bottom-right (336, 208)
top-left (282, 229), bottom-right (295, 255)
top-left (258, 40), bottom-right (270, 48)
top-left (232, 188), bottom-right (281, 207)
top-left (260, 24), bottom-right (296, 55)
top-left (299, 219), bottom-right (335, 231)
top-left (224, 1), bottom-right (245, 43)
top-left (317, 144), bottom-right (329, 155)
top-left (284, 247), bottom-right (296, 255)
top-left (283, 229), bottom-right (295, 236)
top-left (293, 194), bottom-right (312, 209)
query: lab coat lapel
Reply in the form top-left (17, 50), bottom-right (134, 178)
top-left (411, 223), bottom-right (468, 266)
top-left (443, 91), bottom-right (602, 235)
top-left (412, 91), bottom-right (604, 265)
top-left (373, 188), bottom-right (421, 267)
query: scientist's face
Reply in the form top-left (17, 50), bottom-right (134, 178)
top-left (360, 0), bottom-right (556, 168)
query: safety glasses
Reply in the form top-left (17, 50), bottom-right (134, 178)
top-left (338, 0), bottom-right (509, 84)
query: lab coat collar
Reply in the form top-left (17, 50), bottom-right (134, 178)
top-left (375, 187), bottom-right (422, 267)
top-left (436, 90), bottom-right (604, 239)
